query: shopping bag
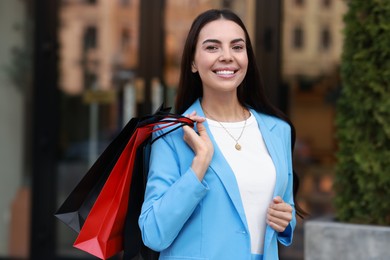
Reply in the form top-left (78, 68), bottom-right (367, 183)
top-left (123, 137), bottom-right (160, 260)
top-left (54, 105), bottom-right (173, 232)
top-left (54, 117), bottom-right (140, 232)
top-left (122, 115), bottom-right (191, 260)
top-left (72, 112), bottom-right (193, 259)
top-left (73, 127), bottom-right (149, 259)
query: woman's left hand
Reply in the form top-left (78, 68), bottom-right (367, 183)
top-left (266, 196), bottom-right (293, 233)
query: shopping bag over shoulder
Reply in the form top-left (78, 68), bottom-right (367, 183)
top-left (54, 117), bottom-right (139, 232)
top-left (54, 106), bottom-right (173, 232)
top-left (72, 111), bottom-right (193, 259)
top-left (73, 127), bottom-right (149, 259)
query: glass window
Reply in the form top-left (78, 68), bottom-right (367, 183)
top-left (323, 0), bottom-right (332, 8)
top-left (222, 0), bottom-right (233, 9)
top-left (83, 26), bottom-right (97, 50)
top-left (121, 28), bottom-right (130, 50)
top-left (293, 26), bottom-right (304, 49)
top-left (120, 0), bottom-right (130, 6)
top-left (295, 0), bottom-right (304, 7)
top-left (0, 0), bottom-right (32, 258)
top-left (320, 27), bottom-right (331, 50)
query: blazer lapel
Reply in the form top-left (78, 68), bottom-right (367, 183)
top-left (251, 110), bottom-right (285, 196)
top-left (208, 145), bottom-right (249, 229)
top-left (251, 109), bottom-right (287, 255)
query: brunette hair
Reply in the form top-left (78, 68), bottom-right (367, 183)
top-left (175, 9), bottom-right (306, 218)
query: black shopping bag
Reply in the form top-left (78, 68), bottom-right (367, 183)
top-left (55, 117), bottom-right (140, 232)
top-left (123, 112), bottom-right (194, 260)
top-left (55, 105), bottom-right (173, 232)
top-left (123, 138), bottom-right (159, 260)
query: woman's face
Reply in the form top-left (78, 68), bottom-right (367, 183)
top-left (192, 19), bottom-right (248, 96)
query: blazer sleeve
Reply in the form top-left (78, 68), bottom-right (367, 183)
top-left (138, 128), bottom-right (209, 251)
top-left (277, 123), bottom-right (296, 246)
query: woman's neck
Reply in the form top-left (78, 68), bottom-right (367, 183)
top-left (201, 96), bottom-right (247, 122)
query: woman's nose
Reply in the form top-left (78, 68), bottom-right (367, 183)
top-left (219, 49), bottom-right (233, 62)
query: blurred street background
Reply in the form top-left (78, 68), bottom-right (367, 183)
top-left (1, 0), bottom-right (348, 259)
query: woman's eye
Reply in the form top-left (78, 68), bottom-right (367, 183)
top-left (233, 45), bottom-right (245, 50)
top-left (205, 45), bottom-right (218, 51)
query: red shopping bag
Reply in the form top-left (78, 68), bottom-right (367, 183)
top-left (73, 115), bottom-right (193, 259)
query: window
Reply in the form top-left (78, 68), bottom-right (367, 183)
top-left (293, 26), bottom-right (304, 49)
top-left (323, 0), bottom-right (332, 8)
top-left (121, 29), bottom-right (130, 50)
top-left (120, 0), bottom-right (130, 6)
top-left (222, 0), bottom-right (233, 9)
top-left (84, 72), bottom-right (97, 89)
top-left (295, 0), bottom-right (304, 7)
top-left (83, 26), bottom-right (97, 50)
top-left (320, 27), bottom-right (331, 50)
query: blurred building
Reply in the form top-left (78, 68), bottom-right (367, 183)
top-left (282, 0), bottom-right (346, 78)
top-left (59, 0), bottom-right (139, 95)
top-left (282, 0), bottom-right (347, 217)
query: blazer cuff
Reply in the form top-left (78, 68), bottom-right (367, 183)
top-left (277, 223), bottom-right (293, 246)
top-left (188, 167), bottom-right (209, 190)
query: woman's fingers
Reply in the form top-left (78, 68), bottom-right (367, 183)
top-left (267, 197), bottom-right (293, 232)
top-left (182, 125), bottom-right (199, 149)
top-left (182, 112), bottom-right (213, 156)
top-left (182, 111), bottom-right (214, 180)
top-left (267, 209), bottom-right (292, 232)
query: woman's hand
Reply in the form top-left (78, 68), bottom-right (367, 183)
top-left (267, 196), bottom-right (293, 233)
top-left (182, 111), bottom-right (214, 181)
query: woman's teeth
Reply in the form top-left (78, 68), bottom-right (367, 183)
top-left (215, 70), bottom-right (235, 75)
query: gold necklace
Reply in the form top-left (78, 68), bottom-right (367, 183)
top-left (204, 108), bottom-right (247, 151)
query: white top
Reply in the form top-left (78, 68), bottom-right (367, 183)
top-left (207, 112), bottom-right (276, 254)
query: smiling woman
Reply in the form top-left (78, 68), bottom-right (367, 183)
top-left (138, 9), bottom-right (303, 260)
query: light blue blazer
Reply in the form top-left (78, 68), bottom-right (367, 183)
top-left (139, 99), bottom-right (296, 260)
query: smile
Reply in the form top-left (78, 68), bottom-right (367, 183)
top-left (214, 70), bottom-right (236, 75)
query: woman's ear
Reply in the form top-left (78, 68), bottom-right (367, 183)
top-left (191, 62), bottom-right (197, 73)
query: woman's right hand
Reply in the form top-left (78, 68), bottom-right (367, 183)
top-left (182, 111), bottom-right (214, 181)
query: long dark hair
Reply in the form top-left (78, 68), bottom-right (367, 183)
top-left (175, 9), bottom-right (306, 218)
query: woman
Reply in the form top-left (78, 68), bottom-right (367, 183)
top-left (139, 9), bottom-right (302, 260)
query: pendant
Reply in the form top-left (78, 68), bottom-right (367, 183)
top-left (235, 143), bottom-right (241, 151)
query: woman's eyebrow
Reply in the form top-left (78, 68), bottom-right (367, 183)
top-left (202, 38), bottom-right (245, 45)
top-left (231, 38), bottom-right (245, 44)
top-left (202, 39), bottom-right (220, 45)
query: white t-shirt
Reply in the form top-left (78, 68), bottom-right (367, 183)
top-left (207, 112), bottom-right (276, 254)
